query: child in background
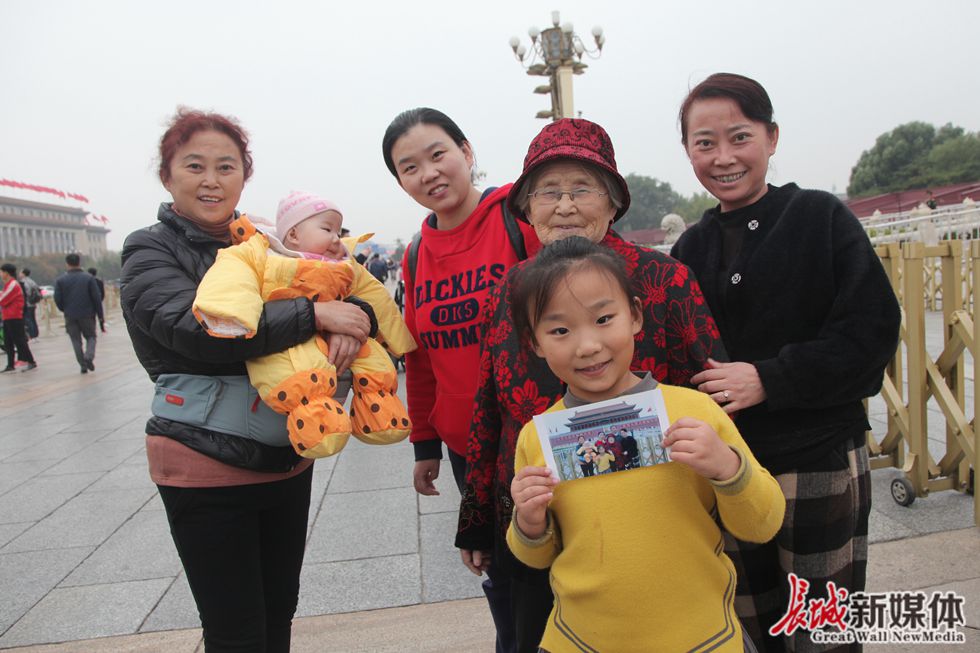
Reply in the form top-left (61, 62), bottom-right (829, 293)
top-left (193, 191), bottom-right (415, 458)
top-left (604, 432), bottom-right (626, 471)
top-left (574, 436), bottom-right (595, 477)
top-left (506, 236), bottom-right (784, 652)
top-left (593, 445), bottom-right (615, 475)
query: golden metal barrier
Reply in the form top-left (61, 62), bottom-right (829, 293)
top-left (870, 241), bottom-right (978, 524)
top-left (103, 284), bottom-right (120, 312)
top-left (39, 297), bottom-right (57, 336)
top-left (921, 246), bottom-right (973, 312)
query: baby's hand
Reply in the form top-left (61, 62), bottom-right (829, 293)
top-left (663, 417), bottom-right (740, 482)
top-left (511, 466), bottom-right (558, 539)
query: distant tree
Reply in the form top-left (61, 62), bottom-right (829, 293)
top-left (847, 122), bottom-right (978, 197)
top-left (847, 122), bottom-right (935, 197)
top-left (619, 175), bottom-right (718, 230)
top-left (673, 192), bottom-right (718, 223)
top-left (921, 134), bottom-right (980, 187)
top-left (934, 123), bottom-right (966, 146)
top-left (619, 174), bottom-right (681, 232)
top-left (0, 251), bottom-right (121, 285)
top-left (1, 253), bottom-right (65, 285)
top-left (89, 251), bottom-right (122, 281)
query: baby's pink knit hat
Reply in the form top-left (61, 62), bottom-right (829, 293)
top-left (275, 191), bottom-right (343, 242)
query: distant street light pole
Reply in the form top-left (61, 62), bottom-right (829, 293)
top-left (509, 11), bottom-right (605, 121)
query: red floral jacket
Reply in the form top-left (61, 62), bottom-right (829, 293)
top-left (455, 230), bottom-right (725, 559)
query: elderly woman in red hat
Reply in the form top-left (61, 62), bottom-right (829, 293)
top-left (455, 118), bottom-right (726, 651)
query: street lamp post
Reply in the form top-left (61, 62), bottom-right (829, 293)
top-left (509, 11), bottom-right (605, 121)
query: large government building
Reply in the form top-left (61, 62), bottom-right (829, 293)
top-left (0, 194), bottom-right (110, 258)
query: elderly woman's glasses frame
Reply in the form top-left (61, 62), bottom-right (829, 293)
top-left (527, 188), bottom-right (607, 206)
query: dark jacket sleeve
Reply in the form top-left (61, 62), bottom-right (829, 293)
top-left (753, 203), bottom-right (900, 411)
top-left (53, 277), bottom-right (64, 312)
top-left (89, 276), bottom-right (105, 322)
top-left (121, 228), bottom-right (317, 365)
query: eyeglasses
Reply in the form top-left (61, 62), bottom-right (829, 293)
top-left (527, 188), bottom-right (607, 205)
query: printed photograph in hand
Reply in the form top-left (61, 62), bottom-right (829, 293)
top-left (532, 388), bottom-right (672, 482)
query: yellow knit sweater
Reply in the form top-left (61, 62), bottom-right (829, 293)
top-left (507, 384), bottom-right (785, 653)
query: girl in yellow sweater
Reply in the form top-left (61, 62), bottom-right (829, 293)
top-left (506, 236), bottom-right (785, 653)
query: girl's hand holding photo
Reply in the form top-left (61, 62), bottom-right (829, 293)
top-left (663, 417), bottom-right (740, 482)
top-left (511, 465), bottom-right (558, 539)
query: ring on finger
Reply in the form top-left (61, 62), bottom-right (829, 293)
top-left (723, 390), bottom-right (730, 401)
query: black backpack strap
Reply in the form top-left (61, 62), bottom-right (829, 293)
top-left (406, 230), bottom-right (422, 285)
top-left (406, 193), bottom-right (526, 283)
top-left (500, 200), bottom-right (528, 261)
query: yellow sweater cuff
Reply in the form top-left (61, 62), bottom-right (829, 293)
top-left (710, 446), bottom-right (752, 495)
top-left (511, 508), bottom-right (555, 548)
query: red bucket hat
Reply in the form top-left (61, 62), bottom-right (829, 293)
top-left (507, 118), bottom-right (631, 222)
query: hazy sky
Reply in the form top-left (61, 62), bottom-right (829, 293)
top-left (2, 0), bottom-right (978, 251)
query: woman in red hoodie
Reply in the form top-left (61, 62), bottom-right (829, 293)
top-left (1, 263), bottom-right (37, 372)
top-left (383, 108), bottom-right (540, 494)
top-left (383, 108), bottom-right (540, 652)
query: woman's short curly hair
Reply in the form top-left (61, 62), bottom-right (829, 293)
top-left (158, 107), bottom-right (253, 184)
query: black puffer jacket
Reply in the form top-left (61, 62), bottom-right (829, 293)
top-left (121, 203), bottom-right (317, 380)
top-left (121, 203), bottom-right (318, 471)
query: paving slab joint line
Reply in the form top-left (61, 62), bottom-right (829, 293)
top-left (136, 574), bottom-right (182, 634)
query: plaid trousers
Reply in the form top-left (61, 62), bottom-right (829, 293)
top-left (724, 432), bottom-right (871, 653)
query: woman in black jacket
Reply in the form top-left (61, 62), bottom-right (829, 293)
top-left (671, 73), bottom-right (901, 653)
top-left (121, 108), bottom-right (371, 653)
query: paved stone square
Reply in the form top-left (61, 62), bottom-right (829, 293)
top-left (0, 310), bottom-right (976, 651)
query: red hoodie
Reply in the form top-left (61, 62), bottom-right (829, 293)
top-left (402, 184), bottom-right (540, 458)
top-left (0, 278), bottom-right (25, 320)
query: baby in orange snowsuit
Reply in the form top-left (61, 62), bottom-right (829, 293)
top-left (193, 191), bottom-right (415, 458)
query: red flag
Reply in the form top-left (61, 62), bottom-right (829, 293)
top-left (0, 179), bottom-right (89, 203)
